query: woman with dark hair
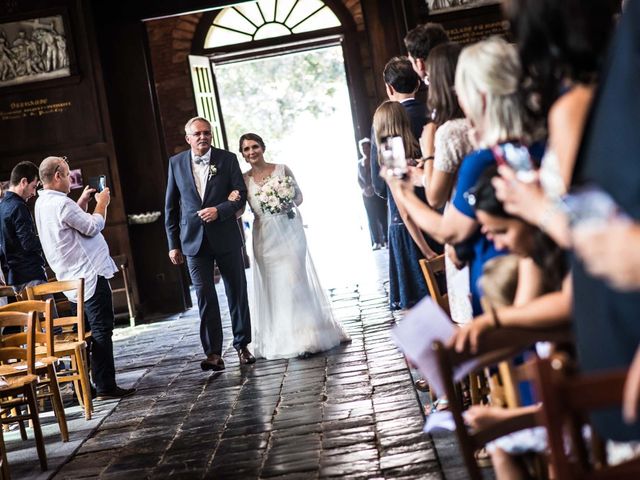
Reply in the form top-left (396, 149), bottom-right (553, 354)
top-left (419, 42), bottom-right (475, 324)
top-left (421, 42), bottom-right (469, 210)
top-left (373, 101), bottom-right (442, 310)
top-left (236, 133), bottom-right (349, 359)
top-left (386, 37), bottom-right (534, 315)
top-left (452, 166), bottom-right (570, 354)
top-left (454, 165), bottom-right (572, 479)
top-left (471, 166), bottom-right (567, 295)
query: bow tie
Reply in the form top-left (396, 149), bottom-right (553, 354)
top-left (194, 155), bottom-right (209, 165)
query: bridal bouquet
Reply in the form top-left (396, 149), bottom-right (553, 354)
top-left (256, 175), bottom-right (297, 219)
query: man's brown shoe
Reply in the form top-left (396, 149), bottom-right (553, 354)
top-left (237, 347), bottom-right (256, 365)
top-left (201, 354), bottom-right (225, 371)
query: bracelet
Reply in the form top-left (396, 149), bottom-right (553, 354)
top-left (423, 155), bottom-right (435, 161)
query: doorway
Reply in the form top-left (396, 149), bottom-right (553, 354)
top-left (214, 46), bottom-right (379, 287)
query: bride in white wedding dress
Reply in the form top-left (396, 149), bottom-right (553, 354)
top-left (238, 133), bottom-right (350, 360)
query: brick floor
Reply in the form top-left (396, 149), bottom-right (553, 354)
top-left (6, 249), bottom-right (496, 479)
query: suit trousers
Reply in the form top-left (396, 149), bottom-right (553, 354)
top-left (187, 234), bottom-right (251, 356)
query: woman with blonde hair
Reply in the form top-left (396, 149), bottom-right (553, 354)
top-left (385, 37), bottom-right (541, 315)
top-left (373, 100), bottom-right (442, 310)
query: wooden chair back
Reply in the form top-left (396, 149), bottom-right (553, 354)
top-left (26, 279), bottom-right (85, 340)
top-left (0, 300), bottom-right (55, 358)
top-left (419, 255), bottom-right (450, 315)
top-left (533, 357), bottom-right (640, 480)
top-left (0, 310), bottom-right (47, 470)
top-left (0, 311), bottom-right (37, 374)
top-left (432, 325), bottom-right (573, 480)
top-left (0, 286), bottom-right (17, 301)
top-left (479, 297), bottom-right (529, 409)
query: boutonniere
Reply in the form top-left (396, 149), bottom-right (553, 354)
top-left (208, 164), bottom-right (217, 181)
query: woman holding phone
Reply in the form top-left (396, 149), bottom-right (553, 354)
top-left (385, 37), bottom-right (539, 315)
top-left (373, 101), bottom-right (441, 310)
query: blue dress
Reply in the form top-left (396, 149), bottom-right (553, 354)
top-left (386, 186), bottom-right (443, 310)
top-left (452, 149), bottom-right (505, 315)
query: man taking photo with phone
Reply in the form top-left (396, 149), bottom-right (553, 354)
top-left (35, 156), bottom-right (135, 400)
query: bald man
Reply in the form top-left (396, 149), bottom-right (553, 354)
top-left (35, 156), bottom-right (135, 400)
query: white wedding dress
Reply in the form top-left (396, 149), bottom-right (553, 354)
top-left (246, 164), bottom-right (349, 359)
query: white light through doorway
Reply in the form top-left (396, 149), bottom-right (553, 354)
top-left (216, 46), bottom-right (383, 288)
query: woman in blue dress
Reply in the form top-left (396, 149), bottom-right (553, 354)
top-left (372, 101), bottom-right (443, 310)
top-left (384, 37), bottom-right (536, 315)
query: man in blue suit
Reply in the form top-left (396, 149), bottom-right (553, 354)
top-left (165, 117), bottom-right (255, 371)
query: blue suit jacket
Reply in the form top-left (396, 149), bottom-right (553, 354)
top-left (165, 148), bottom-right (247, 256)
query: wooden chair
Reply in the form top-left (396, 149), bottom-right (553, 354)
top-left (432, 325), bottom-right (574, 480)
top-left (417, 255), bottom-right (452, 405)
top-left (111, 255), bottom-right (136, 327)
top-left (0, 300), bottom-right (68, 441)
top-left (420, 256), bottom-right (493, 406)
top-left (0, 287), bottom-right (17, 302)
top-left (26, 280), bottom-right (93, 420)
top-left (0, 310), bottom-right (47, 471)
top-left (419, 255), bottom-right (450, 315)
top-left (533, 357), bottom-right (640, 480)
top-left (479, 297), bottom-right (525, 409)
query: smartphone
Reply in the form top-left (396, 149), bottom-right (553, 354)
top-left (563, 184), bottom-right (628, 230)
top-left (88, 175), bottom-right (107, 193)
top-left (492, 142), bottom-right (536, 183)
top-left (381, 136), bottom-right (408, 178)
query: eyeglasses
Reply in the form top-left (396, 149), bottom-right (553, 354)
top-left (188, 130), bottom-right (212, 137)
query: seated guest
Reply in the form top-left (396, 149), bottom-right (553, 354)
top-left (35, 156), bottom-right (135, 400)
top-left (450, 166), bottom-right (570, 354)
top-left (457, 167), bottom-right (570, 479)
top-left (0, 161), bottom-right (47, 294)
top-left (384, 37), bottom-right (538, 315)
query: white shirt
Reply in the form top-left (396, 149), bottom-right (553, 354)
top-left (35, 189), bottom-right (117, 302)
top-left (191, 149), bottom-right (211, 200)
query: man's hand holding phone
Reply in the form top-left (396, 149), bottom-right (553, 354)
top-left (95, 187), bottom-right (111, 207)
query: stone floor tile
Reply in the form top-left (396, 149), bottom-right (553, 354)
top-left (1, 252), bottom-right (490, 479)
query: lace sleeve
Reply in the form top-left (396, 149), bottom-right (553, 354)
top-left (434, 119), bottom-right (472, 174)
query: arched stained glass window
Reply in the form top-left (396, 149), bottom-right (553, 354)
top-left (205, 0), bottom-right (341, 48)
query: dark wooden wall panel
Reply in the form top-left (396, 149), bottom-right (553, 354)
top-left (0, 0), bottom-right (139, 316)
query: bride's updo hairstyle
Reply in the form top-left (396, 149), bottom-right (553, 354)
top-left (454, 36), bottom-right (527, 149)
top-left (239, 133), bottom-right (266, 153)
